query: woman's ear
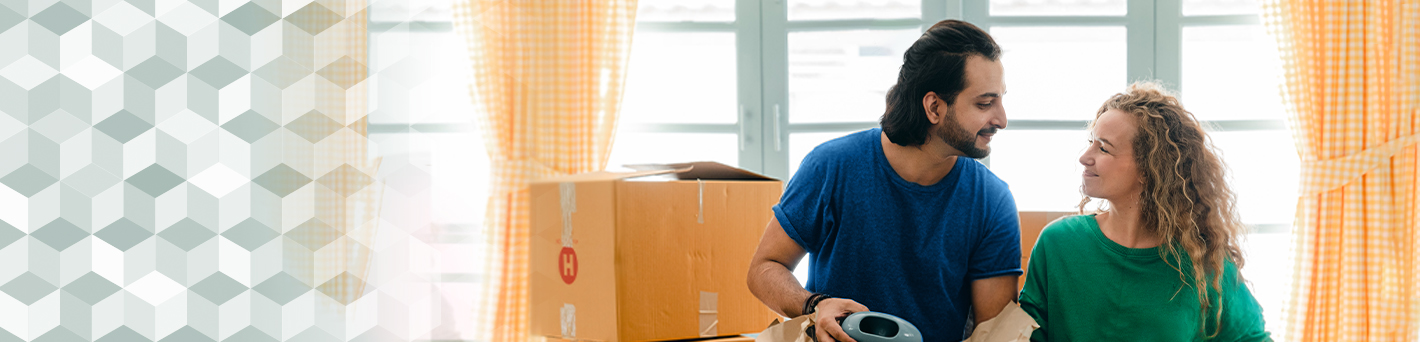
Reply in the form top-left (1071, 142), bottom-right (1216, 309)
top-left (921, 91), bottom-right (943, 125)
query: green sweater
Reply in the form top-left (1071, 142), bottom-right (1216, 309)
top-left (1018, 215), bottom-right (1271, 342)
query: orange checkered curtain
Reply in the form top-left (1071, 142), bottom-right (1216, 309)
top-left (1262, 0), bottom-right (1420, 341)
top-left (451, 2), bottom-right (639, 341)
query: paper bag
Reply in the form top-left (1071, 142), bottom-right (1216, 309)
top-left (755, 302), bottom-right (1037, 342)
top-left (754, 314), bottom-right (815, 342)
top-left (963, 302), bottom-right (1039, 342)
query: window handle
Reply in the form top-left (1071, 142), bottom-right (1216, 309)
top-left (773, 104), bottom-right (782, 151)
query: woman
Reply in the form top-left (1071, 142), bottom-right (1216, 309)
top-left (1017, 82), bottom-right (1271, 341)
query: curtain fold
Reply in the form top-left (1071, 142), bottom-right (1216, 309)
top-left (452, 2), bottom-right (639, 341)
top-left (1261, 0), bottom-right (1419, 340)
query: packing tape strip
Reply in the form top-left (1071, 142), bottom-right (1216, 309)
top-left (561, 303), bottom-right (576, 338)
top-left (699, 291), bottom-right (718, 336)
top-left (560, 182), bottom-right (575, 247)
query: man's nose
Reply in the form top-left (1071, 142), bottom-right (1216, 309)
top-left (993, 107), bottom-right (1008, 130)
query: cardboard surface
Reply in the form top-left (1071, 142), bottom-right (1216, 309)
top-left (1016, 211), bottom-right (1075, 290)
top-left (531, 162), bottom-right (783, 342)
top-left (531, 181), bottom-right (620, 340)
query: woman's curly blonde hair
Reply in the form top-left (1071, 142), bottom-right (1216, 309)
top-left (1079, 81), bottom-right (1248, 337)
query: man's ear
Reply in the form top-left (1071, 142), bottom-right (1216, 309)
top-left (922, 91), bottom-right (944, 125)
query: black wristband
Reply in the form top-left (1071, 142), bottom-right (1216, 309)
top-left (802, 293), bottom-right (831, 316)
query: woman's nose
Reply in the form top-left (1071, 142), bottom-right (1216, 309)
top-left (1078, 151), bottom-right (1092, 166)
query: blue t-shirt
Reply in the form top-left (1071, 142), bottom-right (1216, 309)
top-left (772, 128), bottom-right (1022, 341)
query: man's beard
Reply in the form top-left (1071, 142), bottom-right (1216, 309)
top-left (934, 107), bottom-right (995, 159)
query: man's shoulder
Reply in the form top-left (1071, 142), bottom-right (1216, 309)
top-left (961, 158), bottom-right (1010, 191)
top-left (810, 128), bottom-right (877, 156)
top-left (952, 160), bottom-right (1014, 210)
top-left (798, 129), bottom-right (879, 171)
top-left (785, 129), bottom-right (880, 190)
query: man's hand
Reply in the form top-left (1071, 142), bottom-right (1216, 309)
top-left (745, 218), bottom-right (871, 341)
top-left (813, 298), bottom-right (869, 342)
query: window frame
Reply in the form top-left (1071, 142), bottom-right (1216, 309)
top-left (365, 0), bottom-right (1290, 231)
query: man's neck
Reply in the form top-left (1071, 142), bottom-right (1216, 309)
top-left (880, 132), bottom-right (961, 186)
top-left (1097, 196), bottom-right (1160, 249)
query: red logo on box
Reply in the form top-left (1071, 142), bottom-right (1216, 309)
top-left (559, 247), bottom-right (578, 284)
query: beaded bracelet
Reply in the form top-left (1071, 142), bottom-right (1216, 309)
top-left (802, 292), bottom-right (832, 316)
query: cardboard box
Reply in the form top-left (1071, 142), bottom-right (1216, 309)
top-left (1016, 211), bottom-right (1075, 290)
top-left (530, 162), bottom-right (783, 342)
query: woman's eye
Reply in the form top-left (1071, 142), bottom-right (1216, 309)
top-left (1088, 139), bottom-right (1108, 153)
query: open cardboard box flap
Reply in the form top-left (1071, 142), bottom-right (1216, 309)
top-left (531, 169), bottom-right (675, 184)
top-left (624, 161), bottom-right (776, 181)
top-left (535, 161), bottom-right (777, 184)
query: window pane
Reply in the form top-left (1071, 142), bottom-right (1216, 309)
top-left (989, 130), bottom-right (1089, 212)
top-left (607, 133), bottom-right (739, 170)
top-left (369, 132), bottom-right (491, 226)
top-left (795, 255), bottom-right (809, 286)
top-left (369, 0), bottom-right (453, 22)
top-left (788, 29), bottom-right (920, 123)
top-left (992, 26), bottom-right (1126, 121)
top-left (787, 0), bottom-right (920, 21)
top-left (989, 0), bottom-right (1127, 16)
top-left (1182, 0), bottom-right (1260, 16)
top-left (637, 0), bottom-right (734, 22)
top-left (1240, 232), bottom-right (1291, 337)
top-left (1182, 25), bottom-right (1285, 121)
top-left (368, 130), bottom-right (491, 339)
top-left (1211, 130), bottom-right (1298, 225)
top-left (788, 132), bottom-right (856, 178)
top-left (370, 31), bottom-right (477, 125)
top-left (428, 133), bottom-right (492, 225)
top-left (621, 32), bottom-right (738, 124)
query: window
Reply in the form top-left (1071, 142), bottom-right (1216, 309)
top-left (368, 2), bottom-right (490, 340)
top-left (607, 1), bottom-right (749, 170)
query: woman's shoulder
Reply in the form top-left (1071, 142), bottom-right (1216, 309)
top-left (1042, 214), bottom-right (1095, 232)
top-left (1034, 214), bottom-right (1097, 247)
top-left (1220, 255), bottom-right (1249, 287)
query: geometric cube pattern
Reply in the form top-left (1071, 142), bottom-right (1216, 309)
top-left (0, 0), bottom-right (453, 339)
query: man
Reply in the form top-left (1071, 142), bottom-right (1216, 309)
top-left (747, 20), bottom-right (1019, 342)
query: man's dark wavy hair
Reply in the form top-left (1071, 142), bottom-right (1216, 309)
top-left (880, 20), bottom-right (1001, 146)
